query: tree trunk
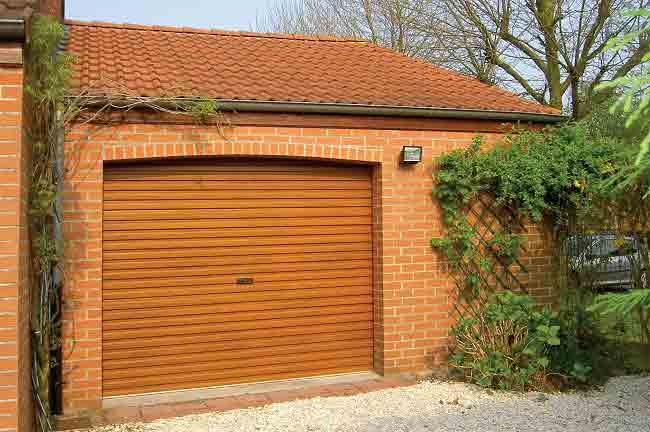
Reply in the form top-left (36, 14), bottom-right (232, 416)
top-left (537, 0), bottom-right (563, 109)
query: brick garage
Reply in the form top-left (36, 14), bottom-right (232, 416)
top-left (62, 117), bottom-right (558, 412)
top-left (65, 120), bottom-right (460, 406)
top-left (59, 21), bottom-right (563, 413)
top-left (3, 11), bottom-right (563, 427)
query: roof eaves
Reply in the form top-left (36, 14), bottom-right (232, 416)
top-left (71, 96), bottom-right (568, 123)
top-left (222, 100), bottom-right (567, 123)
top-left (0, 18), bottom-right (25, 41)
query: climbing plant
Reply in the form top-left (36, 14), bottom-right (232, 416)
top-left (26, 15), bottom-right (227, 432)
top-left (431, 123), bottom-right (627, 387)
top-left (26, 15), bottom-right (76, 432)
top-left (432, 126), bottom-right (622, 302)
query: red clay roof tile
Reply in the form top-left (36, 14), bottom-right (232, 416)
top-left (64, 20), bottom-right (560, 116)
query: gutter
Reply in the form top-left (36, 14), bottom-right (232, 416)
top-left (220, 100), bottom-right (567, 123)
top-left (74, 96), bottom-right (568, 124)
top-left (0, 18), bottom-right (25, 41)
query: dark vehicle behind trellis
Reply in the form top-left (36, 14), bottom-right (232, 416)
top-left (568, 233), bottom-right (647, 291)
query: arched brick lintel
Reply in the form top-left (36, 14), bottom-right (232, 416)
top-left (100, 134), bottom-right (384, 164)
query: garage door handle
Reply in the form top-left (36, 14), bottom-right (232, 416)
top-left (237, 277), bottom-right (254, 285)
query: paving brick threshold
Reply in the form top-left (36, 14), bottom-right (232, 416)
top-left (56, 377), bottom-right (416, 431)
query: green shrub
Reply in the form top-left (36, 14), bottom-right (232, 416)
top-left (546, 306), bottom-right (600, 384)
top-left (450, 292), bottom-right (596, 391)
top-left (589, 289), bottom-right (650, 343)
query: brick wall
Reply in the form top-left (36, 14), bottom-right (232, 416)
top-left (62, 119), bottom-right (553, 412)
top-left (0, 57), bottom-right (32, 432)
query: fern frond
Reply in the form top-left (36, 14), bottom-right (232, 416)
top-left (589, 289), bottom-right (650, 316)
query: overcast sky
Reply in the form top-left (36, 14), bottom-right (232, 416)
top-left (66, 0), bottom-right (274, 31)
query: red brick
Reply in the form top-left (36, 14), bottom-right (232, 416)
top-left (235, 393), bottom-right (272, 408)
top-left (101, 406), bottom-right (142, 424)
top-left (203, 397), bottom-right (246, 412)
top-left (171, 401), bottom-right (211, 416)
top-left (265, 389), bottom-right (301, 404)
top-left (140, 405), bottom-right (177, 422)
top-left (317, 383), bottom-right (361, 397)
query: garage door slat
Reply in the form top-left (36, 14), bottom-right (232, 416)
top-left (102, 356), bottom-right (372, 391)
top-left (103, 226), bottom-right (371, 242)
top-left (104, 347), bottom-right (373, 380)
top-left (103, 217), bottom-right (371, 231)
top-left (103, 312), bottom-right (372, 341)
top-left (104, 171), bottom-right (370, 182)
top-left (102, 364), bottom-right (372, 397)
top-left (103, 295), bottom-right (373, 320)
top-left (103, 286), bottom-right (372, 310)
top-left (104, 207), bottom-right (371, 221)
top-left (103, 251), bottom-right (372, 271)
top-left (104, 304), bottom-right (372, 330)
top-left (103, 277), bottom-right (371, 299)
top-left (102, 160), bottom-right (373, 396)
top-left (103, 198), bottom-right (371, 210)
top-left (103, 259), bottom-right (370, 280)
top-left (103, 330), bottom-right (372, 361)
top-left (104, 234), bottom-right (371, 251)
top-left (103, 321), bottom-right (373, 351)
top-left (104, 189), bottom-right (371, 201)
top-left (103, 180), bottom-right (370, 191)
top-left (104, 242), bottom-right (370, 260)
top-left (104, 279), bottom-right (370, 301)
top-left (104, 339), bottom-right (372, 370)
top-left (103, 268), bottom-right (372, 290)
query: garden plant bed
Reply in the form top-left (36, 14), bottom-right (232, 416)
top-left (76, 375), bottom-right (649, 432)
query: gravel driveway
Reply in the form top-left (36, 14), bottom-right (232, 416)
top-left (95, 376), bottom-right (649, 432)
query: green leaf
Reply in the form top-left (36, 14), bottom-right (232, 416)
top-left (547, 337), bottom-right (561, 346)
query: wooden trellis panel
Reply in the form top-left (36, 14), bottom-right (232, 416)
top-left (453, 195), bottom-right (529, 317)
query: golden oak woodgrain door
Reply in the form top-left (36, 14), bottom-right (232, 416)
top-left (101, 159), bottom-right (374, 396)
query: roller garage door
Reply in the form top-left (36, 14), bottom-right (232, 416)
top-left (101, 160), bottom-right (374, 397)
